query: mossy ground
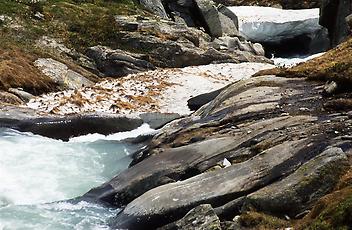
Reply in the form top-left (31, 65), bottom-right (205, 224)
top-left (255, 37), bottom-right (352, 112)
top-left (0, 0), bottom-right (147, 51)
top-left (258, 37), bottom-right (352, 87)
top-left (296, 187), bottom-right (352, 230)
top-left (278, 37), bottom-right (352, 86)
top-left (237, 211), bottom-right (290, 229)
top-left (0, 0), bottom-right (149, 94)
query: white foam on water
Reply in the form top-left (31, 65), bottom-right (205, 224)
top-left (0, 201), bottom-right (119, 229)
top-left (0, 125), bottom-right (152, 229)
top-left (69, 123), bottom-right (156, 143)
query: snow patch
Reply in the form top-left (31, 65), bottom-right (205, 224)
top-left (27, 62), bottom-right (274, 116)
top-left (272, 52), bottom-right (325, 67)
top-left (229, 6), bottom-right (322, 43)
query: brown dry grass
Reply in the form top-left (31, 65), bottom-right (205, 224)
top-left (0, 91), bottom-right (23, 105)
top-left (295, 187), bottom-right (352, 230)
top-left (0, 48), bottom-right (58, 95)
top-left (58, 90), bottom-right (90, 107)
top-left (114, 100), bottom-right (136, 110)
top-left (294, 168), bottom-right (352, 229)
top-left (277, 37), bottom-right (352, 86)
top-left (255, 37), bottom-right (352, 94)
top-left (238, 211), bottom-right (290, 229)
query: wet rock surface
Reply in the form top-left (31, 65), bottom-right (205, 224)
top-left (0, 105), bottom-right (144, 141)
top-left (81, 75), bottom-right (352, 229)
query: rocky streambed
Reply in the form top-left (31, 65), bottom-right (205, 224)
top-left (0, 0), bottom-right (352, 229)
top-left (84, 74), bottom-right (352, 229)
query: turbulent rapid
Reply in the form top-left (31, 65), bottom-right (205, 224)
top-left (0, 125), bottom-right (154, 229)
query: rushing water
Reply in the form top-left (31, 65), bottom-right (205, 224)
top-left (0, 124), bottom-right (154, 229)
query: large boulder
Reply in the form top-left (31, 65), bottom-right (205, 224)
top-left (112, 139), bottom-right (334, 229)
top-left (34, 58), bottom-right (93, 90)
top-left (243, 147), bottom-right (348, 217)
top-left (139, 0), bottom-right (169, 19)
top-left (194, 0), bottom-right (224, 37)
top-left (147, 0), bottom-right (240, 38)
top-left (86, 46), bottom-right (156, 77)
top-left (193, 0), bottom-right (239, 37)
top-left (320, 0), bottom-right (352, 47)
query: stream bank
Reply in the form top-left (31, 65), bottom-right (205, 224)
top-left (0, 0), bottom-right (351, 229)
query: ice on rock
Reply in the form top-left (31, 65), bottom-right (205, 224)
top-left (229, 6), bottom-right (323, 43)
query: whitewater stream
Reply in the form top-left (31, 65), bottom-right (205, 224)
top-left (0, 124), bottom-right (154, 229)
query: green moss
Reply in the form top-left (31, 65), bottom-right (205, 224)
top-left (0, 1), bottom-right (28, 16)
top-left (307, 198), bottom-right (352, 230)
top-left (0, 0), bottom-right (149, 94)
top-left (0, 0), bottom-right (146, 52)
top-left (308, 196), bottom-right (352, 230)
top-left (238, 211), bottom-right (290, 229)
top-left (297, 187), bottom-right (352, 230)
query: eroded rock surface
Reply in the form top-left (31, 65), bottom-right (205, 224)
top-left (86, 46), bottom-right (156, 77)
top-left (112, 15), bottom-right (269, 69)
top-left (82, 75), bottom-right (352, 229)
top-left (242, 147), bottom-right (348, 217)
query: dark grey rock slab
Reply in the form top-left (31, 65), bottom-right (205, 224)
top-left (86, 46), bottom-right (155, 78)
top-left (158, 204), bottom-right (221, 230)
top-left (243, 147), bottom-right (349, 217)
top-left (0, 106), bottom-right (143, 140)
top-left (140, 0), bottom-right (169, 19)
top-left (111, 139), bottom-right (329, 229)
